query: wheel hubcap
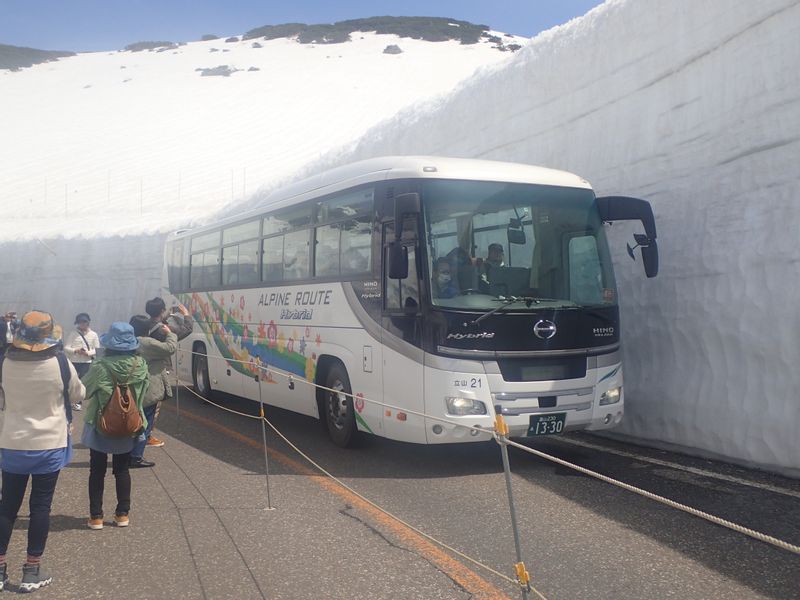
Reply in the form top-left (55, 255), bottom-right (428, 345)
top-left (195, 358), bottom-right (207, 393)
top-left (328, 380), bottom-right (348, 431)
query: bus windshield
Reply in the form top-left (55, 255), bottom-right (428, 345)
top-left (421, 180), bottom-right (617, 310)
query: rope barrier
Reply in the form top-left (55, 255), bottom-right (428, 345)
top-left (175, 380), bottom-right (544, 597)
top-left (171, 341), bottom-right (800, 598)
top-left (499, 436), bottom-right (800, 556)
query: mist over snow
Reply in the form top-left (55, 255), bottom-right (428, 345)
top-left (2, 2), bottom-right (799, 473)
top-left (0, 29), bottom-right (525, 240)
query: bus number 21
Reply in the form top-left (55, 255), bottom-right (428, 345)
top-left (453, 378), bottom-right (482, 388)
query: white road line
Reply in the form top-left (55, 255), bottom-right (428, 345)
top-left (552, 436), bottom-right (800, 500)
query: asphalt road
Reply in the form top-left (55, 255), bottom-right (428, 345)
top-left (152, 389), bottom-right (800, 600)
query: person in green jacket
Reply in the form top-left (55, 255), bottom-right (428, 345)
top-left (128, 315), bottom-right (177, 468)
top-left (81, 322), bottom-right (149, 530)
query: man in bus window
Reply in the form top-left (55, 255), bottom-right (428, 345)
top-left (432, 258), bottom-right (458, 299)
top-left (486, 243), bottom-right (505, 269)
top-left (479, 243), bottom-right (506, 291)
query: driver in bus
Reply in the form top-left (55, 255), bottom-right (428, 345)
top-left (432, 258), bottom-right (459, 299)
top-left (478, 243), bottom-right (505, 291)
top-left (485, 243), bottom-right (505, 269)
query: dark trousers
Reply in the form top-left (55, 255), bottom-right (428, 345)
top-left (130, 403), bottom-right (158, 460)
top-left (88, 450), bottom-right (131, 518)
top-left (73, 362), bottom-right (91, 379)
top-left (0, 470), bottom-right (60, 557)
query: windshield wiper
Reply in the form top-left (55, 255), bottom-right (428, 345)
top-left (465, 296), bottom-right (541, 327)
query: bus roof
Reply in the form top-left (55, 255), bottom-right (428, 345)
top-left (170, 156), bottom-right (592, 239)
top-left (270, 156), bottom-right (592, 202)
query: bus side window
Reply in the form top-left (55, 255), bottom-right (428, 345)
top-left (262, 236), bottom-right (284, 282)
top-left (284, 230), bottom-right (310, 280)
top-left (223, 240), bottom-right (259, 286)
top-left (315, 224), bottom-right (341, 277)
top-left (340, 217), bottom-right (372, 275)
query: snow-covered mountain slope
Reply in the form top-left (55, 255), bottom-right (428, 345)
top-left (0, 29), bottom-right (525, 240)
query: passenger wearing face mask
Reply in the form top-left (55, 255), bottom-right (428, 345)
top-left (432, 258), bottom-right (459, 299)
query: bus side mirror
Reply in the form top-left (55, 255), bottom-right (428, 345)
top-left (597, 196), bottom-right (659, 278)
top-left (388, 242), bottom-right (408, 279)
top-left (641, 241), bottom-right (658, 278)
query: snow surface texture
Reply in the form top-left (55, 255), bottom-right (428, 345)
top-left (287, 0), bottom-right (799, 474)
top-left (0, 32), bottom-right (523, 239)
top-left (2, 1), bottom-right (799, 473)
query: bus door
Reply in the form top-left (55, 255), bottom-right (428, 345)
top-left (381, 221), bottom-right (427, 443)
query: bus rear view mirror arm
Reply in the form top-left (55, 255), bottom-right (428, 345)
top-left (596, 195), bottom-right (659, 278)
top-left (389, 193), bottom-right (421, 280)
top-left (393, 193), bottom-right (421, 241)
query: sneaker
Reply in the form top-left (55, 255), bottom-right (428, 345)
top-left (0, 563), bottom-right (8, 592)
top-left (113, 513), bottom-right (129, 527)
top-left (147, 436), bottom-right (165, 447)
top-left (19, 563), bottom-right (52, 593)
top-left (87, 516), bottom-right (104, 530)
top-left (71, 402), bottom-right (82, 411)
top-left (129, 458), bottom-right (155, 468)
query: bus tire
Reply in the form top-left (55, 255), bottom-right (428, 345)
top-left (323, 362), bottom-right (359, 448)
top-left (192, 344), bottom-right (212, 399)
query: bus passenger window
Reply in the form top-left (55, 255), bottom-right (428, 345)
top-left (340, 217), bottom-right (372, 275)
top-left (262, 236), bottom-right (284, 282)
top-left (222, 240), bottom-right (259, 286)
top-left (284, 230), bottom-right (309, 280)
top-left (315, 224), bottom-right (341, 277)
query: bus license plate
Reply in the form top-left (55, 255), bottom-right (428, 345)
top-left (528, 413), bottom-right (566, 436)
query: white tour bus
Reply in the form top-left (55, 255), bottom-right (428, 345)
top-left (164, 156), bottom-right (658, 447)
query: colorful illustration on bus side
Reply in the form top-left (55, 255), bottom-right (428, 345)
top-left (184, 292), bottom-right (319, 383)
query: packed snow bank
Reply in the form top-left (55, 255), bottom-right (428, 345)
top-left (273, 0), bottom-right (800, 473)
top-left (0, 235), bottom-right (165, 332)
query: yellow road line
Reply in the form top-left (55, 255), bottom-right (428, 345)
top-left (165, 404), bottom-right (511, 600)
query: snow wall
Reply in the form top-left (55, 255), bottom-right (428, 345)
top-left (1, 0), bottom-right (798, 474)
top-left (0, 234), bottom-right (166, 337)
top-left (291, 0), bottom-right (800, 474)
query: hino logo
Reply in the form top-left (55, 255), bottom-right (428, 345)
top-left (533, 320), bottom-right (557, 340)
top-left (593, 327), bottom-right (615, 337)
top-left (447, 332), bottom-right (495, 340)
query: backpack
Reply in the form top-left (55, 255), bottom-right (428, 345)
top-left (98, 358), bottom-right (143, 438)
top-left (0, 351), bottom-right (72, 424)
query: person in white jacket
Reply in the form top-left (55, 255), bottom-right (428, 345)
top-left (0, 310), bottom-right (85, 592)
top-left (63, 313), bottom-right (99, 411)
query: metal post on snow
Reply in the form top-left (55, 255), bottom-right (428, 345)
top-left (494, 412), bottom-right (532, 599)
top-left (257, 370), bottom-right (275, 511)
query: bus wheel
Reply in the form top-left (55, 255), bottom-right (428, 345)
top-left (192, 346), bottom-right (212, 399)
top-left (324, 363), bottom-right (358, 448)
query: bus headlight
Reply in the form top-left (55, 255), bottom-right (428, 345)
top-left (445, 397), bottom-right (487, 416)
top-left (600, 386), bottom-right (622, 406)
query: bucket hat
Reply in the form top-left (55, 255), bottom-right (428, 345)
top-left (12, 310), bottom-right (62, 352)
top-left (99, 321), bottom-right (139, 351)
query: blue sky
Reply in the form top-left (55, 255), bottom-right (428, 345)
top-left (0, 0), bottom-right (604, 52)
